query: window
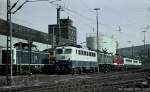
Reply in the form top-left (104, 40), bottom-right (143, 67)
top-left (56, 49), bottom-right (63, 54)
top-left (126, 59), bottom-right (132, 62)
top-left (93, 53), bottom-right (96, 57)
top-left (87, 52), bottom-right (89, 56)
top-left (89, 52), bottom-right (91, 56)
top-left (64, 49), bottom-right (72, 54)
top-left (81, 51), bottom-right (84, 55)
top-left (78, 50), bottom-right (81, 55)
top-left (92, 53), bottom-right (94, 56)
top-left (133, 60), bottom-right (138, 63)
top-left (76, 50), bottom-right (78, 54)
top-left (84, 51), bottom-right (86, 55)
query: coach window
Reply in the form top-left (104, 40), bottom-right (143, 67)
top-left (84, 51), bottom-right (86, 56)
top-left (82, 51), bottom-right (84, 55)
top-left (133, 60), bottom-right (138, 63)
top-left (87, 52), bottom-right (89, 56)
top-left (90, 52), bottom-right (92, 56)
top-left (65, 49), bottom-right (72, 54)
top-left (78, 50), bottom-right (81, 55)
top-left (56, 49), bottom-right (63, 54)
top-left (126, 59), bottom-right (132, 62)
top-left (91, 53), bottom-right (93, 56)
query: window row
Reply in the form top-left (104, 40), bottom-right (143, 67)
top-left (76, 50), bottom-right (96, 57)
top-left (56, 48), bottom-right (96, 57)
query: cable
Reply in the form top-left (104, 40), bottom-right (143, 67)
top-left (10, 0), bottom-right (20, 10)
top-left (26, 0), bottom-right (49, 2)
top-left (63, 10), bottom-right (93, 30)
top-left (80, 0), bottom-right (92, 11)
top-left (48, 0), bottom-right (94, 23)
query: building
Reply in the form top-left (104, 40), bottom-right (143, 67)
top-left (118, 44), bottom-right (150, 59)
top-left (86, 33), bottom-right (117, 55)
top-left (0, 18), bottom-right (55, 51)
top-left (48, 17), bottom-right (77, 46)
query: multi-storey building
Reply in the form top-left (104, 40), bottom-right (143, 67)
top-left (48, 18), bottom-right (77, 46)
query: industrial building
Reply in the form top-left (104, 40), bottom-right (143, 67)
top-left (86, 33), bottom-right (117, 55)
top-left (118, 44), bottom-right (150, 59)
top-left (48, 18), bottom-right (77, 46)
top-left (0, 18), bottom-right (55, 51)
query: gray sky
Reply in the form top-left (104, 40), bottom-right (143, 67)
top-left (0, 0), bottom-right (150, 48)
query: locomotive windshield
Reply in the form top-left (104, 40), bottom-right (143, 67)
top-left (56, 49), bottom-right (63, 54)
top-left (64, 49), bottom-right (72, 54)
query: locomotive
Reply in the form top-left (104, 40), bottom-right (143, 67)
top-left (55, 46), bottom-right (97, 73)
top-left (0, 42), bottom-right (50, 75)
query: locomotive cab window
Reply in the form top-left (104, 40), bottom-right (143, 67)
top-left (56, 49), bottom-right (63, 54)
top-left (64, 49), bottom-right (72, 54)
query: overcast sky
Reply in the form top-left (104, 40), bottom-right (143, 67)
top-left (0, 0), bottom-right (150, 48)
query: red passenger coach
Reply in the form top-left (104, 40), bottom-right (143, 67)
top-left (113, 55), bottom-right (124, 65)
top-left (113, 55), bottom-right (124, 70)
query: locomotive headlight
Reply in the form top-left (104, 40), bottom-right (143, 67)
top-left (113, 63), bottom-right (117, 65)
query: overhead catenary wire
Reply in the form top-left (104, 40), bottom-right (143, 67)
top-left (47, 1), bottom-right (94, 30)
top-left (11, 0), bottom-right (124, 33)
top-left (63, 10), bottom-right (94, 30)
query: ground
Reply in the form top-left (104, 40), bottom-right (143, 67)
top-left (0, 70), bottom-right (149, 92)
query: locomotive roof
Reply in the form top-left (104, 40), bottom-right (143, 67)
top-left (56, 46), bottom-right (96, 52)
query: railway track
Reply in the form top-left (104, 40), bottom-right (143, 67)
top-left (15, 77), bottom-right (144, 92)
top-left (0, 70), bottom-right (147, 92)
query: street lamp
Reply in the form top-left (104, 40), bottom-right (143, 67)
top-left (142, 30), bottom-right (146, 52)
top-left (94, 8), bottom-right (100, 72)
top-left (127, 41), bottom-right (134, 59)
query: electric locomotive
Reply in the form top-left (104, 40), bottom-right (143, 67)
top-left (55, 46), bottom-right (98, 73)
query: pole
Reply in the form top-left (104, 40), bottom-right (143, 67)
top-left (56, 6), bottom-right (61, 46)
top-left (28, 40), bottom-right (32, 75)
top-left (143, 31), bottom-right (146, 51)
top-left (7, 0), bottom-right (13, 85)
top-left (127, 41), bottom-right (132, 58)
top-left (132, 44), bottom-right (134, 59)
top-left (116, 41), bottom-right (119, 54)
top-left (52, 27), bottom-right (55, 48)
top-left (57, 6), bottom-right (61, 25)
top-left (142, 31), bottom-right (146, 58)
top-left (142, 31), bottom-right (146, 67)
top-left (94, 8), bottom-right (100, 72)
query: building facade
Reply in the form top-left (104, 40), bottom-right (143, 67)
top-left (0, 18), bottom-right (55, 51)
top-left (118, 44), bottom-right (150, 59)
top-left (48, 18), bottom-right (77, 46)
